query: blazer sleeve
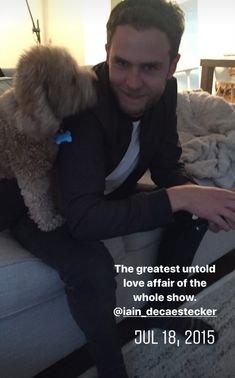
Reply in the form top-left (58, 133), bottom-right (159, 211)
top-left (58, 113), bottom-right (174, 241)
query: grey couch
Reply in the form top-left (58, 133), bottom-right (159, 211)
top-left (1, 226), bottom-right (235, 378)
top-left (0, 75), bottom-right (235, 378)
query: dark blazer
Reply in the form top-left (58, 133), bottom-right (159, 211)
top-left (59, 62), bottom-right (190, 241)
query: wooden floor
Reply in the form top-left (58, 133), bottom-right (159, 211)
top-left (34, 248), bottom-right (235, 378)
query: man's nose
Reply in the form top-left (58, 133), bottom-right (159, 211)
top-left (126, 67), bottom-right (142, 89)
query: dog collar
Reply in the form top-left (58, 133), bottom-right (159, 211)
top-left (55, 130), bottom-right (72, 145)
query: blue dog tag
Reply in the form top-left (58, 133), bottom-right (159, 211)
top-left (55, 130), bottom-right (72, 145)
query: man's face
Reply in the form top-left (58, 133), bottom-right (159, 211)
top-left (106, 25), bottom-right (179, 118)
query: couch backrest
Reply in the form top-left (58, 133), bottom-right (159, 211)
top-left (0, 77), bottom-right (13, 95)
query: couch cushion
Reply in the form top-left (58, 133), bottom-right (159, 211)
top-left (1, 225), bottom-right (233, 323)
top-left (103, 236), bottom-right (126, 262)
top-left (0, 228), bottom-right (162, 321)
top-left (123, 228), bottom-right (163, 252)
top-left (0, 230), bottom-right (64, 320)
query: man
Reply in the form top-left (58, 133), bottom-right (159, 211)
top-left (11, 1), bottom-right (235, 377)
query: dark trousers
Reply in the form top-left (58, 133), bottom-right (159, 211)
top-left (1, 180), bottom-right (126, 377)
top-left (1, 180), bottom-right (207, 377)
top-left (12, 217), bottom-right (127, 378)
top-left (0, 179), bottom-right (27, 231)
top-left (154, 212), bottom-right (208, 306)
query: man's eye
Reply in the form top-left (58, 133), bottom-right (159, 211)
top-left (116, 60), bottom-right (129, 68)
top-left (143, 64), bottom-right (158, 72)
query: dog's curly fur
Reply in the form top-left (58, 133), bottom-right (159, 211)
top-left (0, 45), bottom-right (97, 231)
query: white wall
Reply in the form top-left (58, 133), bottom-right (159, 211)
top-left (175, 0), bottom-right (235, 90)
top-left (43, 0), bottom-right (84, 63)
top-left (35, 0), bottom-right (110, 65)
top-left (176, 0), bottom-right (235, 63)
top-left (197, 0), bottom-right (235, 58)
top-left (177, 0), bottom-right (198, 70)
top-left (0, 0), bottom-right (43, 67)
top-left (2, 0), bottom-right (234, 69)
top-left (177, 0), bottom-right (235, 66)
top-left (0, 0), bottom-right (110, 68)
top-left (81, 0), bottom-right (110, 65)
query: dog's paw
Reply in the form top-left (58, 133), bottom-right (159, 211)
top-left (37, 214), bottom-right (65, 232)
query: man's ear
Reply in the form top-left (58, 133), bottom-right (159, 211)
top-left (168, 53), bottom-right (180, 78)
top-left (105, 44), bottom-right (109, 64)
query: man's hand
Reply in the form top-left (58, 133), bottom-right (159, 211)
top-left (166, 184), bottom-right (235, 232)
top-left (207, 222), bottom-right (221, 233)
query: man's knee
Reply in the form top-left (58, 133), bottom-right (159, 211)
top-left (63, 242), bottom-right (117, 302)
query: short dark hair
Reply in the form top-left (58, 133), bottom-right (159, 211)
top-left (106, 0), bottom-right (185, 60)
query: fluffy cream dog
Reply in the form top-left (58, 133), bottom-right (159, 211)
top-left (0, 45), bottom-right (96, 231)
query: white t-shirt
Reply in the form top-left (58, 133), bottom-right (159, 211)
top-left (104, 121), bottom-right (141, 195)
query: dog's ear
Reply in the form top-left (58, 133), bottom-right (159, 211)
top-left (13, 46), bottom-right (60, 140)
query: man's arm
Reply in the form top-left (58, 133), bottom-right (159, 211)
top-left (59, 114), bottom-right (175, 241)
top-left (167, 184), bottom-right (235, 232)
top-left (149, 78), bottom-right (235, 232)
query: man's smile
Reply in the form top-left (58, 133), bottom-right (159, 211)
top-left (120, 90), bottom-right (147, 100)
